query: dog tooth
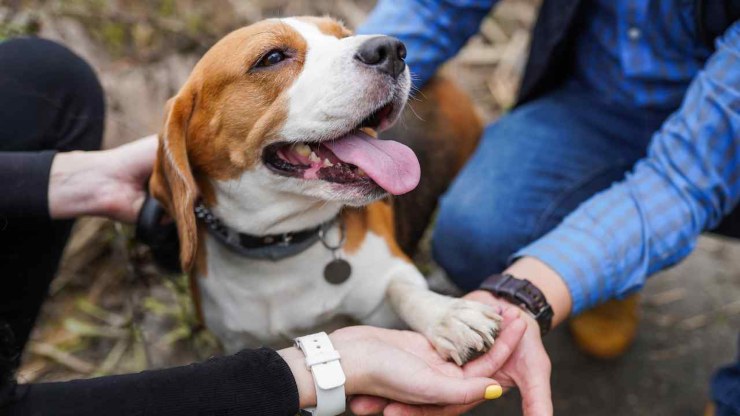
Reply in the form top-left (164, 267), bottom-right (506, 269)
top-left (322, 158), bottom-right (334, 167)
top-left (360, 127), bottom-right (378, 138)
top-left (295, 143), bottom-right (311, 157)
top-left (356, 168), bottom-right (367, 177)
top-left (309, 151), bottom-right (321, 163)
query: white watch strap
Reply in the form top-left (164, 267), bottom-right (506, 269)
top-left (295, 332), bottom-right (346, 416)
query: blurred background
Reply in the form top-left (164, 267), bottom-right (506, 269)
top-left (1, 1), bottom-right (738, 415)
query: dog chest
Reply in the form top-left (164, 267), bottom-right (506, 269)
top-left (198, 230), bottom-right (403, 347)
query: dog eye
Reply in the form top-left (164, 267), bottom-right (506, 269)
top-left (256, 50), bottom-right (286, 68)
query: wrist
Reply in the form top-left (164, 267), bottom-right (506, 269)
top-left (49, 151), bottom-right (100, 219)
top-left (278, 346), bottom-right (317, 408)
top-left (283, 331), bottom-right (355, 412)
top-left (503, 257), bottom-right (572, 327)
top-left (327, 331), bottom-right (365, 396)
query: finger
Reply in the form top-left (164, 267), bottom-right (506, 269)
top-left (411, 373), bottom-right (502, 406)
top-left (464, 310), bottom-right (526, 377)
top-left (129, 134), bottom-right (159, 152)
top-left (118, 134), bottom-right (158, 159)
top-left (114, 134), bottom-right (158, 180)
top-left (129, 192), bottom-right (147, 222)
top-left (132, 135), bottom-right (158, 177)
top-left (350, 395), bottom-right (389, 415)
top-left (384, 401), bottom-right (482, 416)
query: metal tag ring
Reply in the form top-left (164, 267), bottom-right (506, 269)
top-left (319, 220), bottom-right (346, 251)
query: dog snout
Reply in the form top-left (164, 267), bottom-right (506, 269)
top-left (354, 36), bottom-right (407, 79)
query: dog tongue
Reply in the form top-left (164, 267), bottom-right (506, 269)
top-left (323, 131), bottom-right (420, 195)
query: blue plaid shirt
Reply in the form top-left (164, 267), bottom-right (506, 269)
top-left (359, 1), bottom-right (740, 314)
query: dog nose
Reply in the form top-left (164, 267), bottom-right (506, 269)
top-left (355, 36), bottom-right (407, 79)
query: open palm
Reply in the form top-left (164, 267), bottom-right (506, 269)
top-left (349, 293), bottom-right (551, 416)
top-left (334, 326), bottom-right (501, 407)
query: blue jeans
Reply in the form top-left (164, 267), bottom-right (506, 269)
top-left (431, 79), bottom-right (739, 414)
top-left (432, 79), bottom-right (669, 289)
top-left (712, 335), bottom-right (740, 415)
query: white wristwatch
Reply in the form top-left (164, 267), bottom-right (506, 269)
top-left (294, 332), bottom-right (346, 416)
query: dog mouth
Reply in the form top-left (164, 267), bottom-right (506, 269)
top-left (263, 103), bottom-right (420, 196)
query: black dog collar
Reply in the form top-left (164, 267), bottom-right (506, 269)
top-left (194, 202), bottom-right (336, 261)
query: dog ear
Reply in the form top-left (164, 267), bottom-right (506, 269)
top-left (150, 91), bottom-right (199, 272)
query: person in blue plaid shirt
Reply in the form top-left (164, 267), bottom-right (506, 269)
top-left (353, 0), bottom-right (740, 415)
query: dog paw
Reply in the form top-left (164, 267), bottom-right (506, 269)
top-left (427, 299), bottom-right (503, 365)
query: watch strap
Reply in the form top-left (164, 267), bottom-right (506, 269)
top-left (294, 332), bottom-right (346, 416)
top-left (480, 274), bottom-right (553, 336)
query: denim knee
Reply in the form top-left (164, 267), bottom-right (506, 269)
top-left (432, 195), bottom-right (529, 291)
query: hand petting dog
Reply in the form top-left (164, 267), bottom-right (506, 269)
top-left (48, 134), bottom-right (157, 223)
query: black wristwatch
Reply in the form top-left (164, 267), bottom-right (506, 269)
top-left (480, 274), bottom-right (553, 336)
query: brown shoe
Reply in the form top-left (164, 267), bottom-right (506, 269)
top-left (568, 294), bottom-right (640, 359)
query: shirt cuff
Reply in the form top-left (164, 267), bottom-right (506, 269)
top-left (0, 150), bottom-right (57, 218)
top-left (512, 222), bottom-right (615, 315)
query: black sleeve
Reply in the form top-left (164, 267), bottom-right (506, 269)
top-left (2, 347), bottom-right (299, 416)
top-left (0, 151), bottom-right (57, 218)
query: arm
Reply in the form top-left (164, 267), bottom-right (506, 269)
top-left (363, 18), bottom-right (740, 416)
top-left (47, 135), bottom-right (157, 223)
top-left (512, 20), bottom-right (740, 317)
top-left (357, 0), bottom-right (497, 87)
top-left (0, 151), bottom-right (57, 218)
top-left (3, 327), bottom-right (510, 415)
top-left (0, 135), bottom-right (157, 223)
top-left (460, 20), bottom-right (740, 415)
top-left (5, 348), bottom-right (299, 416)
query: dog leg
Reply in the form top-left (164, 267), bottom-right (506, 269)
top-left (386, 270), bottom-right (502, 365)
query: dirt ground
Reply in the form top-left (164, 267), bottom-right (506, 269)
top-left (2, 1), bottom-right (739, 415)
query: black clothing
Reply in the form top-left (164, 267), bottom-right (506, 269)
top-left (0, 37), bottom-right (105, 367)
top-left (4, 348), bottom-right (298, 416)
top-left (0, 37), bottom-right (300, 416)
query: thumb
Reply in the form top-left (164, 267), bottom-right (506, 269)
top-left (414, 373), bottom-right (503, 405)
top-left (349, 396), bottom-right (388, 415)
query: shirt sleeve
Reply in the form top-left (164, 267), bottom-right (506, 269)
top-left (356, 0), bottom-right (497, 87)
top-left (514, 21), bottom-right (740, 314)
top-left (0, 151), bottom-right (57, 218)
top-left (3, 348), bottom-right (299, 416)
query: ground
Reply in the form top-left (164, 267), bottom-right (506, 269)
top-left (2, 1), bottom-right (738, 415)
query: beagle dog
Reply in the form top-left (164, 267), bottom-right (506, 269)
top-left (150, 16), bottom-right (499, 365)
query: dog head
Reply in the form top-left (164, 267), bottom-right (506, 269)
top-left (150, 17), bottom-right (420, 271)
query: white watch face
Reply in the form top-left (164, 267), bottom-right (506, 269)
top-left (312, 362), bottom-right (346, 389)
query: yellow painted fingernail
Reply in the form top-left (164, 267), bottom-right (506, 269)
top-left (485, 385), bottom-right (503, 400)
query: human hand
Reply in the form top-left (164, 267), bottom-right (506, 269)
top-left (462, 290), bottom-right (553, 415)
top-left (350, 304), bottom-right (552, 416)
top-left (48, 135), bottom-right (157, 223)
top-left (352, 257), bottom-right (571, 415)
top-left (349, 293), bottom-right (552, 416)
top-left (278, 326), bottom-right (506, 411)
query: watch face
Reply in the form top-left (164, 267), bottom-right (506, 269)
top-left (313, 362), bottom-right (346, 389)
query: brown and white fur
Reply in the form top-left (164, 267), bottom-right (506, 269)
top-left (150, 16), bottom-right (498, 365)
